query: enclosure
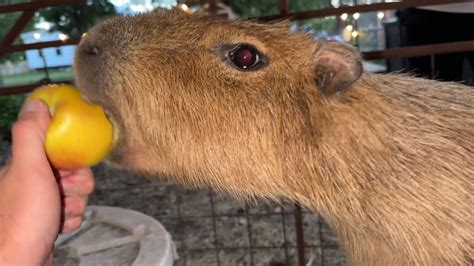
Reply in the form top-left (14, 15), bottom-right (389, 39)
top-left (1, 0), bottom-right (473, 265)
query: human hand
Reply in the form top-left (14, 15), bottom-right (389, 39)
top-left (0, 99), bottom-right (95, 265)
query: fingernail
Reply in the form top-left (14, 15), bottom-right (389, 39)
top-left (18, 99), bottom-right (44, 118)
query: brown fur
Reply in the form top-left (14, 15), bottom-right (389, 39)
top-left (74, 9), bottom-right (473, 265)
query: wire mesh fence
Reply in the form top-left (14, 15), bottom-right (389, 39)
top-left (88, 164), bottom-right (347, 266)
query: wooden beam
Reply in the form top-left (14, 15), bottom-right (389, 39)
top-left (0, 83), bottom-right (39, 96)
top-left (0, 80), bottom-right (72, 96)
top-left (0, 39), bottom-right (80, 57)
top-left (208, 0), bottom-right (217, 15)
top-left (0, 0), bottom-right (85, 14)
top-left (0, 0), bottom-right (41, 51)
top-left (0, 0), bottom-right (85, 56)
top-left (1, 10), bottom-right (37, 49)
top-left (279, 0), bottom-right (288, 16)
top-left (2, 41), bottom-right (473, 96)
top-left (4, 39), bottom-right (471, 62)
top-left (363, 40), bottom-right (474, 60)
top-left (259, 0), bottom-right (470, 21)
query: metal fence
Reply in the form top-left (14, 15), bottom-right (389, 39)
top-left (88, 165), bottom-right (345, 266)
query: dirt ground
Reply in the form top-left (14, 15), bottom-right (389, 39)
top-left (0, 141), bottom-right (347, 266)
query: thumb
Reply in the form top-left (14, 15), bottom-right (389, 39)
top-left (11, 99), bottom-right (51, 167)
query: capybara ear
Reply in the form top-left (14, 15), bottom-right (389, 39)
top-left (313, 41), bottom-right (363, 96)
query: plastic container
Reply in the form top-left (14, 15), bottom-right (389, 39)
top-left (54, 206), bottom-right (177, 266)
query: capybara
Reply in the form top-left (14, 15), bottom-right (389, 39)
top-left (73, 9), bottom-right (473, 265)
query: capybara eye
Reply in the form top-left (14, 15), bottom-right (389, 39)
top-left (229, 44), bottom-right (261, 70)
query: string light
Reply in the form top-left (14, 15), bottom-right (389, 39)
top-left (33, 33), bottom-right (41, 40)
top-left (351, 31), bottom-right (359, 38)
top-left (178, 3), bottom-right (192, 13)
top-left (353, 13), bottom-right (360, 20)
top-left (58, 33), bottom-right (69, 41)
top-left (377, 12), bottom-right (384, 19)
top-left (340, 13), bottom-right (348, 21)
top-left (343, 26), bottom-right (352, 42)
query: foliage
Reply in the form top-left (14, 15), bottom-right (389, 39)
top-left (39, 0), bottom-right (117, 38)
top-left (223, 0), bottom-right (333, 18)
top-left (0, 0), bottom-right (37, 87)
top-left (288, 0), bottom-right (332, 12)
top-left (0, 8), bottom-right (37, 62)
top-left (222, 0), bottom-right (337, 34)
top-left (0, 94), bottom-right (25, 142)
top-left (222, 0), bottom-right (280, 18)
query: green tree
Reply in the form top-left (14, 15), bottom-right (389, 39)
top-left (0, 94), bottom-right (25, 141)
top-left (222, 0), bottom-right (337, 35)
top-left (39, 0), bottom-right (117, 38)
top-left (288, 0), bottom-right (332, 12)
top-left (222, 0), bottom-right (333, 18)
top-left (1, 0), bottom-right (38, 89)
top-left (222, 0), bottom-right (280, 18)
top-left (0, 3), bottom-right (37, 62)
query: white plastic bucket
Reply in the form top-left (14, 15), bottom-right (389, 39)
top-left (54, 206), bottom-right (177, 266)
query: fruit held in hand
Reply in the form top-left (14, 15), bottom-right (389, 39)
top-left (29, 84), bottom-right (114, 169)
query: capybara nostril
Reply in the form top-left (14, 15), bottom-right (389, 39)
top-left (85, 46), bottom-right (99, 55)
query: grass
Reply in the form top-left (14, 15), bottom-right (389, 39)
top-left (1, 67), bottom-right (73, 87)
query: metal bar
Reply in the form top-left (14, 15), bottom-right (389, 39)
top-left (430, 54), bottom-right (436, 79)
top-left (279, 0), bottom-right (288, 15)
top-left (258, 0), bottom-right (468, 21)
top-left (209, 192), bottom-right (221, 266)
top-left (294, 204), bottom-right (306, 266)
top-left (280, 208), bottom-right (290, 265)
top-left (208, 0), bottom-right (217, 15)
top-left (363, 40), bottom-right (474, 60)
top-left (245, 202), bottom-right (255, 266)
top-left (318, 215), bottom-right (325, 265)
top-left (0, 10), bottom-right (37, 48)
top-left (175, 187), bottom-right (186, 263)
top-left (0, 39), bottom-right (80, 57)
top-left (0, 0), bottom-right (85, 14)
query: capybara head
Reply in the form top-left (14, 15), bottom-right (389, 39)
top-left (74, 9), bottom-right (362, 198)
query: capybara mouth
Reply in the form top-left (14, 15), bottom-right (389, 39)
top-left (75, 83), bottom-right (122, 157)
top-left (103, 110), bottom-right (120, 148)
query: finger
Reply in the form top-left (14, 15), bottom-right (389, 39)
top-left (43, 252), bottom-right (53, 266)
top-left (0, 163), bottom-right (9, 177)
top-left (59, 169), bottom-right (95, 196)
top-left (58, 167), bottom-right (92, 178)
top-left (11, 99), bottom-right (51, 168)
top-left (64, 196), bottom-right (87, 218)
top-left (61, 216), bottom-right (83, 233)
top-left (58, 167), bottom-right (92, 179)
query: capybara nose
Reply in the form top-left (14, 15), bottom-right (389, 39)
top-left (85, 46), bottom-right (100, 55)
top-left (78, 31), bottom-right (101, 56)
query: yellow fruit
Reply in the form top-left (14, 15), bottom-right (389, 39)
top-left (29, 84), bottom-right (114, 169)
